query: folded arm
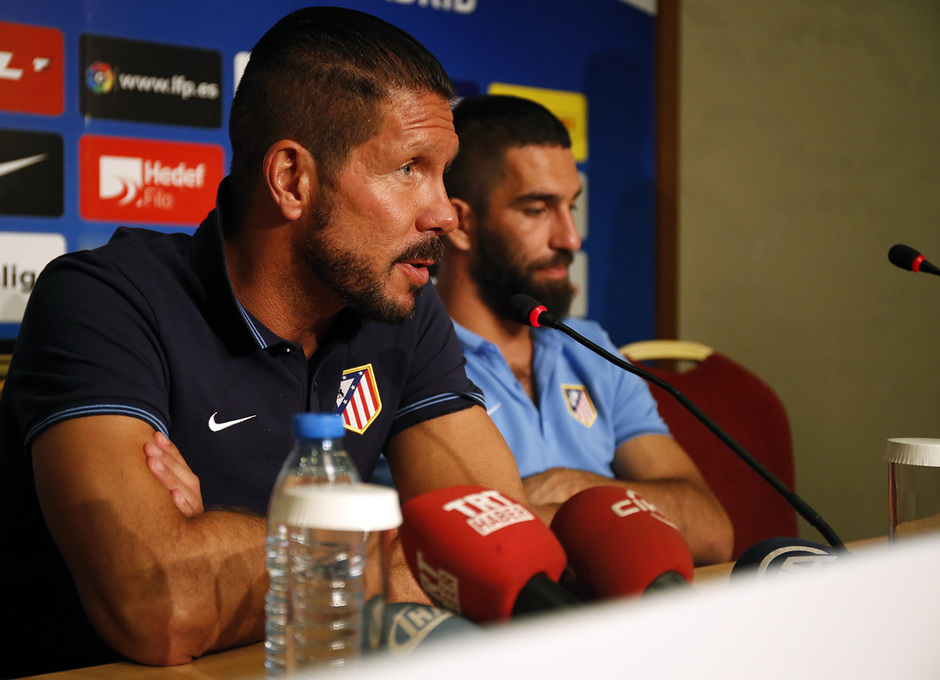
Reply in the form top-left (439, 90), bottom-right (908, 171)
top-left (148, 405), bottom-right (529, 608)
top-left (33, 415), bottom-right (267, 667)
top-left (523, 434), bottom-right (734, 565)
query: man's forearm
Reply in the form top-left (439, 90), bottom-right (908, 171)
top-left (162, 510), bottom-right (268, 662)
top-left (34, 417), bottom-right (269, 667)
top-left (74, 506), bottom-right (268, 667)
top-left (525, 467), bottom-right (733, 565)
top-left (603, 476), bottom-right (733, 565)
top-left (387, 532), bottom-right (432, 605)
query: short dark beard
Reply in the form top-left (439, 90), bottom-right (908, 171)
top-left (303, 198), bottom-right (444, 325)
top-left (469, 220), bottom-right (575, 321)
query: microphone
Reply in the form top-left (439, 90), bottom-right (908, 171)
top-left (550, 486), bottom-right (694, 599)
top-left (509, 293), bottom-right (846, 552)
top-left (730, 537), bottom-right (842, 580)
top-left (888, 243), bottom-right (940, 276)
top-left (398, 485), bottom-right (580, 622)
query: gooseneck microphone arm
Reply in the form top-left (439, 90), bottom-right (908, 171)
top-left (508, 293), bottom-right (846, 551)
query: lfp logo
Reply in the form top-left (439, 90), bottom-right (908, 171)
top-left (85, 61), bottom-right (114, 94)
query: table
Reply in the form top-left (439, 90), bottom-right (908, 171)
top-left (26, 538), bottom-right (890, 680)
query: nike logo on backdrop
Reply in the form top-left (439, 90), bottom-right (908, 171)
top-left (0, 153), bottom-right (48, 179)
top-left (208, 412), bottom-right (257, 432)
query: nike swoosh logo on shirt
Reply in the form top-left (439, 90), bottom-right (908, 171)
top-left (486, 403), bottom-right (502, 416)
top-left (0, 153), bottom-right (48, 179)
top-left (208, 412), bottom-right (257, 432)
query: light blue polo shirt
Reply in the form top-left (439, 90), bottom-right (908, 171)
top-left (452, 319), bottom-right (670, 478)
top-left (370, 317), bottom-right (671, 486)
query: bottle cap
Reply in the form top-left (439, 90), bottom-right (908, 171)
top-left (884, 438), bottom-right (940, 467)
top-left (281, 484), bottom-right (402, 531)
top-left (293, 413), bottom-right (346, 439)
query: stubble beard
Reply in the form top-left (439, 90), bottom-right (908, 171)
top-left (302, 196), bottom-right (444, 325)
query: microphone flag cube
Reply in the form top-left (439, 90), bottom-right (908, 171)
top-left (399, 485), bottom-right (567, 622)
top-left (551, 486), bottom-right (694, 599)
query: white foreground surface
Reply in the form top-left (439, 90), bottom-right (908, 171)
top-left (308, 534), bottom-right (940, 679)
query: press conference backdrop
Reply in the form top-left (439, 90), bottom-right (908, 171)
top-left (0, 0), bottom-right (659, 346)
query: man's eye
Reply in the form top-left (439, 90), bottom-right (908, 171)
top-left (400, 163), bottom-right (415, 176)
top-left (523, 207), bottom-right (546, 216)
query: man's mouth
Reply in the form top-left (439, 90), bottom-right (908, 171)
top-left (394, 237), bottom-right (444, 282)
top-left (538, 264), bottom-right (569, 279)
top-left (395, 260), bottom-right (431, 285)
top-left (399, 257), bottom-right (434, 269)
top-left (532, 251), bottom-right (574, 280)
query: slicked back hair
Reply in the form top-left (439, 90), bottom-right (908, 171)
top-left (445, 94), bottom-right (572, 219)
top-left (228, 6), bottom-right (455, 216)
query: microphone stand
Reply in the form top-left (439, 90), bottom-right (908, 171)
top-left (515, 296), bottom-right (845, 551)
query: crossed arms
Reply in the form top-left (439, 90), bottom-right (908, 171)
top-left (523, 434), bottom-right (734, 566)
top-left (32, 406), bottom-right (525, 666)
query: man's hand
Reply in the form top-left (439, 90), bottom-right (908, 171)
top-left (523, 467), bottom-right (606, 508)
top-left (144, 431), bottom-right (204, 517)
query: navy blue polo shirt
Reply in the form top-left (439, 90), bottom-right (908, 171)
top-left (0, 182), bottom-right (482, 676)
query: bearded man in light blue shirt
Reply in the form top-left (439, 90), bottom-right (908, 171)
top-left (433, 95), bottom-right (733, 565)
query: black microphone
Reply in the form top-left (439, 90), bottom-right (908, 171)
top-left (888, 244), bottom-right (940, 276)
top-left (508, 293), bottom-right (846, 552)
top-left (730, 537), bottom-right (842, 579)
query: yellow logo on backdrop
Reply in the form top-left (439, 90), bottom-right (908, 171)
top-left (487, 83), bottom-right (588, 162)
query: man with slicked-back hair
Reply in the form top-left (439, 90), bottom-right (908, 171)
top-left (0, 9), bottom-right (526, 677)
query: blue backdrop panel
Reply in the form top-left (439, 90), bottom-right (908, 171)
top-left (0, 0), bottom-right (657, 345)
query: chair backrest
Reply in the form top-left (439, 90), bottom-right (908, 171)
top-left (0, 353), bottom-right (9, 398)
top-left (621, 340), bottom-right (798, 560)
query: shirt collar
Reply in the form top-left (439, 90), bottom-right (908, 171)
top-left (192, 178), bottom-right (363, 353)
top-left (452, 320), bottom-right (490, 354)
top-left (452, 318), bottom-right (563, 358)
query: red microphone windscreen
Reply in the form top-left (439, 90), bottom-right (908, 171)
top-left (550, 486), bottom-right (694, 599)
top-left (399, 485), bottom-right (566, 621)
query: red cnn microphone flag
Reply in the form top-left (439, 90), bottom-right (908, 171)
top-left (551, 486), bottom-right (695, 599)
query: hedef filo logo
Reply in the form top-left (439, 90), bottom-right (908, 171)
top-left (80, 135), bottom-right (223, 225)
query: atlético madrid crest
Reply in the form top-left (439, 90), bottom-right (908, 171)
top-left (561, 384), bottom-right (597, 428)
top-left (336, 364), bottom-right (382, 434)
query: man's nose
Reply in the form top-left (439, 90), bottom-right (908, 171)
top-left (416, 181), bottom-right (458, 234)
top-left (551, 208), bottom-right (582, 252)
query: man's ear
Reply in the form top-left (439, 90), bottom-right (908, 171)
top-left (263, 140), bottom-right (316, 221)
top-left (446, 197), bottom-right (475, 252)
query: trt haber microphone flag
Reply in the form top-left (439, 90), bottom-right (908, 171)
top-left (551, 486), bottom-right (695, 598)
top-left (400, 485), bottom-right (567, 622)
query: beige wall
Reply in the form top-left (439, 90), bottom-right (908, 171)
top-left (678, 0), bottom-right (940, 543)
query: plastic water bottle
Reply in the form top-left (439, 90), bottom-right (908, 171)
top-left (264, 413), bottom-right (400, 676)
top-left (265, 413), bottom-right (358, 676)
